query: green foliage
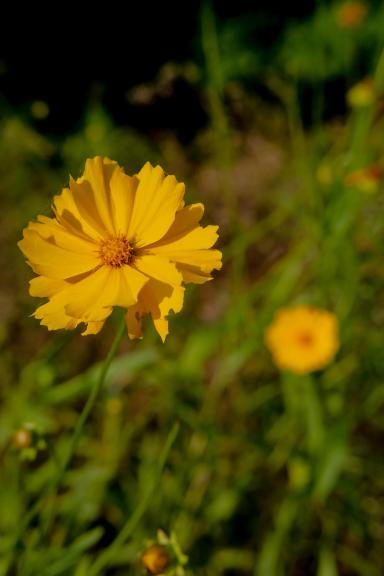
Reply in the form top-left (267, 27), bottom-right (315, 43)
top-left (280, 3), bottom-right (384, 81)
top-left (1, 2), bottom-right (384, 575)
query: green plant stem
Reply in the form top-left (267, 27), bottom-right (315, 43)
top-left (302, 375), bottom-right (324, 455)
top-left (348, 45), bottom-right (384, 166)
top-left (43, 316), bottom-right (127, 537)
top-left (201, 1), bottom-right (237, 229)
top-left (89, 421), bottom-right (180, 576)
top-left (374, 44), bottom-right (384, 93)
top-left (282, 372), bottom-right (325, 455)
top-left (256, 496), bottom-right (300, 576)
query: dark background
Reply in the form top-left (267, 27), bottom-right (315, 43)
top-left (0, 1), bottom-right (314, 137)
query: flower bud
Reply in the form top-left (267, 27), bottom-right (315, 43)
top-left (142, 545), bottom-right (170, 575)
top-left (13, 427), bottom-right (33, 449)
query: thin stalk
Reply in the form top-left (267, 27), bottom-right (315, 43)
top-left (302, 375), bottom-right (324, 455)
top-left (43, 316), bottom-right (127, 537)
top-left (201, 1), bottom-right (237, 227)
top-left (90, 422), bottom-right (180, 575)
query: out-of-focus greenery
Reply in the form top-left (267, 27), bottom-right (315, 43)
top-left (1, 2), bottom-right (384, 575)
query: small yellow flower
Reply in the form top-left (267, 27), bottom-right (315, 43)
top-left (265, 306), bottom-right (339, 374)
top-left (288, 457), bottom-right (311, 491)
top-left (19, 157), bottom-right (222, 341)
top-left (347, 78), bottom-right (375, 108)
top-left (13, 427), bottom-right (33, 449)
top-left (344, 165), bottom-right (382, 193)
top-left (316, 164), bottom-right (333, 186)
top-left (142, 544), bottom-right (170, 574)
top-left (336, 1), bottom-right (367, 28)
top-left (31, 100), bottom-right (50, 120)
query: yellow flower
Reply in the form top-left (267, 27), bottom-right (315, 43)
top-left (344, 164), bottom-right (382, 193)
top-left (19, 157), bottom-right (222, 341)
top-left (347, 78), bottom-right (375, 108)
top-left (336, 1), bottom-right (367, 28)
top-left (142, 544), bottom-right (170, 575)
top-left (316, 164), bottom-right (333, 186)
top-left (265, 306), bottom-right (339, 374)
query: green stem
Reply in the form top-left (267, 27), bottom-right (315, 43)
top-left (90, 421), bottom-right (180, 576)
top-left (281, 373), bottom-right (325, 455)
top-left (201, 1), bottom-right (237, 229)
top-left (347, 45), bottom-right (384, 167)
top-left (303, 375), bottom-right (324, 455)
top-left (373, 44), bottom-right (384, 95)
top-left (256, 496), bottom-right (300, 576)
top-left (43, 315), bottom-right (126, 537)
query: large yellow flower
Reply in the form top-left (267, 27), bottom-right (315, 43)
top-left (19, 157), bottom-right (222, 341)
top-left (265, 306), bottom-right (339, 374)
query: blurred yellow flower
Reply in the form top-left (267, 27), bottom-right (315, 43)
top-left (316, 164), bottom-right (333, 186)
top-left (19, 157), bottom-right (222, 341)
top-left (265, 306), bottom-right (339, 374)
top-left (142, 544), bottom-right (170, 575)
top-left (344, 165), bottom-right (382, 193)
top-left (347, 78), bottom-right (375, 108)
top-left (13, 427), bottom-right (33, 449)
top-left (31, 100), bottom-right (50, 120)
top-left (336, 1), bottom-right (367, 28)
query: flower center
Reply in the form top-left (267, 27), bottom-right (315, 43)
top-left (99, 236), bottom-right (134, 267)
top-left (297, 331), bottom-right (314, 347)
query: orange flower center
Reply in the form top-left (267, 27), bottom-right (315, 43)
top-left (297, 330), bottom-right (314, 347)
top-left (99, 236), bottom-right (134, 267)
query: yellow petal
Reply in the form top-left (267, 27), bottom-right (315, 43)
top-left (152, 282), bottom-right (184, 341)
top-left (65, 265), bottom-right (148, 320)
top-left (148, 203), bottom-right (204, 246)
top-left (175, 265), bottom-right (213, 284)
top-left (29, 276), bottom-right (68, 297)
top-left (161, 249), bottom-right (222, 274)
top-left (34, 302), bottom-right (80, 331)
top-left (125, 279), bottom-right (184, 341)
top-left (32, 268), bottom-right (119, 329)
top-left (128, 163), bottom-right (185, 246)
top-left (18, 229), bottom-right (101, 279)
top-left (119, 265), bottom-right (149, 303)
top-left (82, 321), bottom-right (105, 335)
top-left (125, 304), bottom-right (143, 340)
top-left (133, 254), bottom-right (182, 286)
top-left (53, 186), bottom-right (102, 241)
top-left (30, 217), bottom-right (97, 254)
top-left (141, 203), bottom-right (221, 284)
top-left (109, 170), bottom-right (138, 235)
top-left (64, 267), bottom-right (119, 321)
top-left (147, 225), bottom-right (219, 254)
top-left (70, 172), bottom-right (112, 238)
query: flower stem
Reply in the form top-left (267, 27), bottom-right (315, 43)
top-left (43, 315), bottom-right (127, 537)
top-left (89, 421), bottom-right (180, 576)
top-left (302, 374), bottom-right (324, 455)
top-left (281, 372), bottom-right (325, 456)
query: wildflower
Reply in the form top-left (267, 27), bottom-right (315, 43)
top-left (316, 164), bottom-right (333, 186)
top-left (142, 530), bottom-right (188, 575)
top-left (347, 78), bottom-right (375, 108)
top-left (336, 1), bottom-right (367, 28)
top-left (142, 545), bottom-right (170, 575)
top-left (13, 423), bottom-right (46, 461)
top-left (265, 306), bottom-right (339, 374)
top-left (13, 427), bottom-right (33, 449)
top-left (31, 100), bottom-right (50, 120)
top-left (344, 165), bottom-right (382, 193)
top-left (288, 457), bottom-right (311, 491)
top-left (19, 157), bottom-right (222, 341)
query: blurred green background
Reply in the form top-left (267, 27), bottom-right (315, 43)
top-left (1, 1), bottom-right (384, 574)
